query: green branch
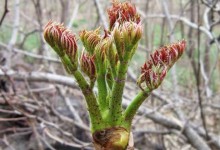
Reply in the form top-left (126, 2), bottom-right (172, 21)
top-left (123, 88), bottom-right (151, 128)
top-left (73, 70), bottom-right (104, 132)
top-left (97, 68), bottom-right (108, 112)
top-left (107, 44), bottom-right (118, 78)
top-left (61, 55), bottom-right (103, 132)
top-left (109, 54), bottom-right (130, 124)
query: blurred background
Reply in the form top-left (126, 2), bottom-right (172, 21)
top-left (0, 0), bottom-right (220, 149)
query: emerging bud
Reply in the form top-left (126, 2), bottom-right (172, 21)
top-left (103, 30), bottom-right (117, 63)
top-left (137, 40), bottom-right (186, 90)
top-left (95, 34), bottom-right (113, 64)
top-left (112, 24), bottom-right (124, 59)
top-left (113, 22), bottom-right (143, 58)
top-left (122, 22), bottom-right (142, 49)
top-left (80, 52), bottom-right (96, 80)
top-left (107, 0), bottom-right (140, 30)
top-left (107, 45), bottom-right (119, 67)
top-left (79, 28), bottom-right (101, 55)
top-left (44, 21), bottom-right (78, 64)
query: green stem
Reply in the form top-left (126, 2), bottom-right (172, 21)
top-left (106, 70), bottom-right (113, 89)
top-left (73, 70), bottom-right (103, 132)
top-left (109, 57), bottom-right (129, 124)
top-left (97, 70), bottom-right (108, 112)
top-left (109, 43), bottom-right (138, 124)
top-left (108, 45), bottom-right (117, 78)
top-left (60, 55), bottom-right (103, 132)
top-left (123, 88), bottom-right (151, 127)
top-left (61, 54), bottom-right (77, 73)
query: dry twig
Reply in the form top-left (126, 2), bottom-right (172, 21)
top-left (0, 0), bottom-right (9, 27)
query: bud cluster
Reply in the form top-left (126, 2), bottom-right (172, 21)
top-left (80, 28), bottom-right (101, 55)
top-left (138, 40), bottom-right (186, 90)
top-left (113, 22), bottom-right (142, 59)
top-left (80, 52), bottom-right (96, 80)
top-left (95, 34), bottom-right (113, 64)
top-left (107, 0), bottom-right (140, 30)
top-left (44, 21), bottom-right (78, 63)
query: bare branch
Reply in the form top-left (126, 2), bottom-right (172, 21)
top-left (67, 0), bottom-right (79, 28)
top-left (0, 0), bottom-right (9, 27)
top-left (138, 11), bottom-right (214, 39)
top-left (196, 0), bottom-right (209, 140)
top-left (6, 0), bottom-right (20, 68)
top-left (43, 127), bottom-right (92, 149)
top-left (93, 0), bottom-right (108, 29)
top-left (0, 69), bottom-right (77, 89)
top-left (0, 42), bottom-right (60, 63)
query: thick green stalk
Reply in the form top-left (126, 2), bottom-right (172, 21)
top-left (73, 70), bottom-right (104, 132)
top-left (60, 55), bottom-right (77, 73)
top-left (97, 70), bottom-right (108, 112)
top-left (123, 88), bottom-right (151, 127)
top-left (61, 55), bottom-right (103, 132)
top-left (109, 43), bottom-right (138, 124)
top-left (109, 55), bottom-right (130, 124)
top-left (106, 69), bottom-right (113, 90)
top-left (108, 45), bottom-right (118, 78)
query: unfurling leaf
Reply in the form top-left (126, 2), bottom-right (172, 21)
top-left (137, 40), bottom-right (186, 90)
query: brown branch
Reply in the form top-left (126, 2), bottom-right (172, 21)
top-left (1, 136), bottom-right (16, 150)
top-left (28, 119), bottom-right (44, 150)
top-left (0, 0), bottom-right (9, 27)
top-left (0, 42), bottom-right (60, 63)
top-left (0, 127), bottom-right (32, 135)
top-left (0, 69), bottom-right (77, 89)
top-left (43, 128), bottom-right (92, 149)
top-left (201, 0), bottom-right (219, 10)
top-left (0, 108), bottom-right (19, 114)
top-left (93, 0), bottom-right (108, 29)
top-left (0, 117), bottom-right (27, 122)
top-left (196, 0), bottom-right (209, 141)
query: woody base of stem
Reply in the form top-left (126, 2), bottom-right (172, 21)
top-left (92, 127), bottom-right (132, 150)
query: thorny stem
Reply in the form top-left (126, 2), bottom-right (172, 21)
top-left (108, 45), bottom-right (118, 78)
top-left (73, 70), bottom-right (103, 132)
top-left (123, 88), bottom-right (151, 128)
top-left (109, 51), bottom-right (131, 124)
top-left (97, 70), bottom-right (108, 112)
top-left (61, 54), bottom-right (103, 132)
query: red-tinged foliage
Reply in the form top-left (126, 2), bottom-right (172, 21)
top-left (44, 21), bottom-right (77, 58)
top-left (138, 40), bottom-right (186, 90)
top-left (80, 52), bottom-right (96, 80)
top-left (79, 29), bottom-right (101, 55)
top-left (107, 0), bottom-right (140, 30)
